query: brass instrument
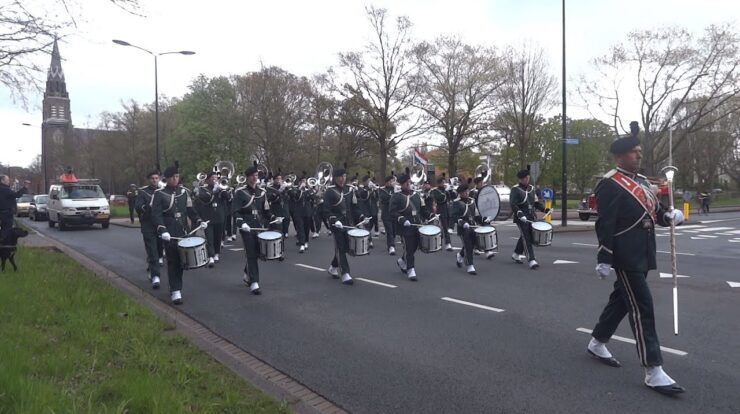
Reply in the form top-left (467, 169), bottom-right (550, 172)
top-left (410, 164), bottom-right (427, 194)
top-left (474, 164), bottom-right (491, 186)
top-left (214, 160), bottom-right (235, 190)
top-left (316, 162), bottom-right (333, 187)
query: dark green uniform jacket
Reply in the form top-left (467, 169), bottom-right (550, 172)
top-left (151, 185), bottom-right (201, 237)
top-left (390, 190), bottom-right (429, 237)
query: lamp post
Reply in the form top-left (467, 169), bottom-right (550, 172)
top-left (561, 0), bottom-right (568, 226)
top-left (112, 40), bottom-right (195, 170)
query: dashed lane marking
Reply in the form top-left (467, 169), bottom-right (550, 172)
top-left (441, 297), bottom-right (505, 313)
top-left (553, 260), bottom-right (579, 264)
top-left (657, 250), bottom-right (695, 256)
top-left (684, 227), bottom-right (734, 233)
top-left (356, 278), bottom-right (397, 288)
top-left (727, 281), bottom-right (740, 288)
top-left (576, 328), bottom-right (687, 356)
top-left (659, 272), bottom-right (691, 278)
top-left (572, 242), bottom-right (598, 247)
top-left (229, 248), bottom-right (243, 251)
top-left (295, 264), bottom-right (325, 272)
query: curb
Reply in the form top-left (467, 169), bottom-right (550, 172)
top-left (110, 219), bottom-right (140, 229)
top-left (22, 229), bottom-right (349, 414)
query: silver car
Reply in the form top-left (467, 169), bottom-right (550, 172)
top-left (29, 194), bottom-right (49, 221)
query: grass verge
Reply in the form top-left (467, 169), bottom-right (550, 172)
top-left (110, 205), bottom-right (131, 218)
top-left (0, 246), bottom-right (289, 414)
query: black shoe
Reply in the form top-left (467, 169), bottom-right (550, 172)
top-left (342, 279), bottom-right (354, 285)
top-left (646, 383), bottom-right (685, 395)
top-left (587, 350), bottom-right (622, 368)
top-left (251, 288), bottom-right (262, 295)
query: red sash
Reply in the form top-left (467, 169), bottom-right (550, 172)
top-left (610, 171), bottom-right (657, 221)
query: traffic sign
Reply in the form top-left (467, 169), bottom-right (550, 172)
top-left (565, 138), bottom-right (579, 145)
top-left (529, 161), bottom-right (541, 182)
top-left (542, 187), bottom-right (554, 200)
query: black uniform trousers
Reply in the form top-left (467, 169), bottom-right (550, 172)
top-left (240, 230), bottom-right (261, 283)
top-left (294, 215), bottom-right (311, 244)
top-left (0, 211), bottom-right (14, 244)
top-left (331, 230), bottom-right (351, 274)
top-left (311, 210), bottom-right (322, 233)
top-left (382, 212), bottom-right (396, 249)
top-left (141, 230), bottom-right (161, 277)
top-left (370, 212), bottom-right (379, 233)
top-left (438, 210), bottom-right (451, 244)
top-left (514, 221), bottom-right (536, 261)
top-left (163, 240), bottom-right (184, 292)
top-left (128, 203), bottom-right (136, 223)
top-left (458, 228), bottom-right (476, 266)
top-left (400, 229), bottom-right (419, 269)
top-left (592, 268), bottom-right (663, 367)
top-left (205, 222), bottom-right (224, 257)
top-left (223, 213), bottom-right (235, 239)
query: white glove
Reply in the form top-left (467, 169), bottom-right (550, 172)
top-left (241, 223), bottom-right (251, 232)
top-left (161, 232), bottom-right (171, 241)
top-left (275, 216), bottom-right (284, 224)
top-left (199, 221), bottom-right (208, 230)
top-left (520, 216), bottom-right (529, 223)
top-left (595, 263), bottom-right (611, 279)
top-left (463, 222), bottom-right (470, 229)
top-left (404, 220), bottom-right (411, 227)
top-left (334, 221), bottom-right (343, 229)
top-left (665, 209), bottom-right (684, 226)
top-left (484, 216), bottom-right (492, 224)
top-left (545, 208), bottom-right (552, 215)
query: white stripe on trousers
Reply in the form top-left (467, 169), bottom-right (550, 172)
top-left (616, 269), bottom-right (648, 366)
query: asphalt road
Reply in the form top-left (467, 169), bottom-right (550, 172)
top-left (19, 213), bottom-right (740, 414)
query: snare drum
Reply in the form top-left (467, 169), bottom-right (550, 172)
top-left (258, 231), bottom-right (284, 260)
top-left (418, 225), bottom-right (442, 253)
top-left (531, 221), bottom-right (553, 246)
top-left (178, 237), bottom-right (208, 270)
top-left (347, 228), bottom-right (370, 256)
top-left (474, 226), bottom-right (498, 252)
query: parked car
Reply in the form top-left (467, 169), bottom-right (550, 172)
top-left (109, 194), bottom-right (129, 206)
top-left (15, 194), bottom-right (34, 217)
top-left (47, 180), bottom-right (111, 230)
top-left (29, 194), bottom-right (49, 221)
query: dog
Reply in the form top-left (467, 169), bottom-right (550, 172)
top-left (1, 227), bottom-right (29, 271)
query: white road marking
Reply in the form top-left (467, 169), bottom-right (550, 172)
top-left (295, 264), bottom-right (325, 272)
top-left (661, 224), bottom-right (705, 230)
top-left (691, 237), bottom-right (710, 240)
top-left (657, 250), bottom-right (695, 256)
top-left (699, 218), bottom-right (740, 224)
top-left (356, 278), bottom-right (397, 288)
top-left (684, 227), bottom-right (734, 233)
top-left (576, 328), bottom-right (688, 356)
top-left (727, 281), bottom-right (740, 288)
top-left (692, 235), bottom-right (717, 238)
top-left (656, 234), bottom-right (669, 237)
top-left (722, 230), bottom-right (740, 235)
top-left (659, 272), bottom-right (691, 279)
top-left (229, 248), bottom-right (243, 251)
top-left (441, 297), bottom-right (505, 313)
top-left (572, 242), bottom-right (598, 247)
top-left (553, 260), bottom-right (579, 264)
top-left (729, 240), bottom-right (740, 243)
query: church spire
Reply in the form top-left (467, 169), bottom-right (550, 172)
top-left (45, 38), bottom-right (68, 98)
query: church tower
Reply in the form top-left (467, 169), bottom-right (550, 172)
top-left (42, 39), bottom-right (73, 185)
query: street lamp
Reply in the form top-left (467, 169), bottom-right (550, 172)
top-left (112, 39), bottom-right (195, 170)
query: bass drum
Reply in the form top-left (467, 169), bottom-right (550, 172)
top-left (477, 185), bottom-right (501, 222)
top-left (494, 185), bottom-right (512, 220)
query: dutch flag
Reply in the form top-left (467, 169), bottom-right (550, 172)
top-left (413, 148), bottom-right (428, 166)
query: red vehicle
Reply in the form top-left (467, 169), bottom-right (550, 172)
top-left (577, 174), bottom-right (670, 221)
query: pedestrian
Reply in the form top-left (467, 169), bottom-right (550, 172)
top-left (588, 121), bottom-right (685, 395)
top-left (126, 184), bottom-right (138, 224)
top-left (0, 175), bottom-right (29, 244)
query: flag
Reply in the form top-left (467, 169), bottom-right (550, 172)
top-left (413, 148), bottom-right (428, 166)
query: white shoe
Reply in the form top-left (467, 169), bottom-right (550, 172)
top-left (486, 251), bottom-right (495, 260)
top-left (151, 275), bottom-right (160, 289)
top-left (171, 290), bottom-right (182, 304)
top-left (466, 265), bottom-right (477, 275)
top-left (587, 338), bottom-right (613, 358)
top-left (396, 257), bottom-right (407, 273)
top-left (242, 273), bottom-right (250, 285)
top-left (214, 254), bottom-right (220, 263)
top-left (645, 366), bottom-right (677, 387)
top-left (327, 266), bottom-right (340, 278)
top-left (158, 257), bottom-right (164, 265)
top-left (474, 249), bottom-right (483, 255)
top-left (389, 246), bottom-right (396, 255)
top-left (230, 235), bottom-right (236, 242)
top-left (456, 253), bottom-right (464, 267)
top-left (445, 243), bottom-right (453, 251)
top-left (208, 257), bottom-right (215, 268)
top-left (303, 243), bottom-right (308, 250)
top-left (407, 267), bottom-right (417, 281)
top-left (341, 273), bottom-right (353, 285)
top-left (284, 233), bottom-right (289, 238)
top-left (511, 253), bottom-right (523, 264)
top-left (528, 259), bottom-right (539, 269)
top-left (447, 228), bottom-right (454, 234)
top-left (221, 241), bottom-right (225, 247)
top-left (381, 229), bottom-right (386, 234)
top-left (312, 232), bottom-right (319, 239)
top-left (299, 245), bottom-right (305, 253)
top-left (250, 282), bottom-right (261, 295)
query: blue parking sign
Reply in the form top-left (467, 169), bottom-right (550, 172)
top-left (542, 187), bottom-right (554, 200)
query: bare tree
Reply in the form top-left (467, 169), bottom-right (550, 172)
top-left (0, 0), bottom-right (140, 105)
top-left (336, 5), bottom-right (423, 177)
top-left (497, 43), bottom-right (558, 169)
top-left (579, 24), bottom-right (740, 175)
top-left (413, 36), bottom-right (504, 175)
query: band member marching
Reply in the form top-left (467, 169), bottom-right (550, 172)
top-left (322, 166), bottom-right (360, 285)
top-left (390, 173), bottom-right (430, 281)
top-left (355, 175), bottom-right (375, 249)
top-left (233, 165), bottom-right (276, 295)
top-left (369, 177), bottom-right (380, 237)
top-left (587, 122), bottom-right (685, 395)
top-left (510, 168), bottom-right (550, 269)
top-left (151, 164), bottom-right (207, 304)
top-left (451, 184), bottom-right (491, 275)
top-left (194, 172), bottom-right (225, 267)
top-left (430, 177), bottom-right (453, 251)
top-left (378, 175), bottom-right (397, 255)
top-left (135, 169), bottom-right (165, 289)
top-left (289, 177), bottom-right (314, 253)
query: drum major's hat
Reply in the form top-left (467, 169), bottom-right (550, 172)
top-left (163, 165), bottom-right (179, 178)
top-left (333, 168), bottom-right (346, 177)
top-left (610, 121), bottom-right (641, 154)
top-left (397, 174), bottom-right (410, 185)
top-left (516, 169), bottom-right (530, 179)
top-left (244, 166), bottom-right (259, 177)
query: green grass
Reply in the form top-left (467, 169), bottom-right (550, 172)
top-left (0, 247), bottom-right (290, 414)
top-left (110, 205), bottom-right (130, 218)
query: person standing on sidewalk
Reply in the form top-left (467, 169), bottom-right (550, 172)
top-left (126, 184), bottom-right (138, 224)
top-left (587, 121), bottom-right (685, 395)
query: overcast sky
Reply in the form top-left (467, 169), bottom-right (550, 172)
top-left (2, 0), bottom-right (737, 168)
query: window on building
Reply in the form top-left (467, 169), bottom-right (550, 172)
top-left (59, 106), bottom-right (65, 119)
top-left (51, 106), bottom-right (57, 118)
